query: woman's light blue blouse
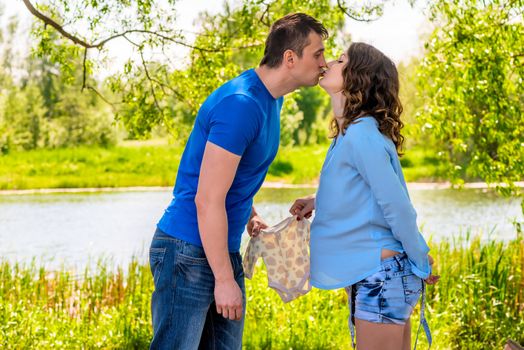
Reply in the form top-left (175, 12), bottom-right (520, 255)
top-left (311, 116), bottom-right (431, 289)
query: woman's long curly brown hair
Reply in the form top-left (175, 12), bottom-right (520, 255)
top-left (331, 42), bottom-right (405, 155)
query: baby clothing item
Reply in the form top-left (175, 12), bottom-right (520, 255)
top-left (243, 216), bottom-right (311, 302)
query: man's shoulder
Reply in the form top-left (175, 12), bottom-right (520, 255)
top-left (217, 69), bottom-right (256, 93)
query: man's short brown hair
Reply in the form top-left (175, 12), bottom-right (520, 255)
top-left (260, 13), bottom-right (328, 68)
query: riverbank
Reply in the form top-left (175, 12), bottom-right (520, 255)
top-left (1, 181), bottom-right (523, 196)
top-left (0, 142), bottom-right (447, 190)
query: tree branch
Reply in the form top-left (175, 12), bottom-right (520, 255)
top-left (94, 30), bottom-right (225, 52)
top-left (122, 34), bottom-right (188, 103)
top-left (139, 50), bottom-right (164, 119)
top-left (86, 86), bottom-right (120, 109)
top-left (22, 0), bottom-right (93, 47)
top-left (259, 2), bottom-right (271, 27)
top-left (80, 47), bottom-right (119, 109)
top-left (337, 0), bottom-right (381, 22)
top-left (22, 0), bottom-right (225, 52)
top-left (81, 47), bottom-right (88, 92)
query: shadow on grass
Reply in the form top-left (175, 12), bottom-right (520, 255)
top-left (268, 160), bottom-right (294, 176)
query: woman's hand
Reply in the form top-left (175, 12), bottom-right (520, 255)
top-left (289, 195), bottom-right (315, 220)
top-left (425, 255), bottom-right (440, 285)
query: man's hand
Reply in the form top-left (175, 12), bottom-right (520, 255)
top-left (215, 279), bottom-right (243, 320)
top-left (425, 255), bottom-right (440, 285)
top-left (247, 214), bottom-right (268, 237)
top-left (289, 195), bottom-right (315, 220)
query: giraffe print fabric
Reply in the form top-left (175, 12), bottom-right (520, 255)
top-left (242, 216), bottom-right (311, 303)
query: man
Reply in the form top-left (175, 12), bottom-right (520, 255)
top-left (149, 13), bottom-right (328, 349)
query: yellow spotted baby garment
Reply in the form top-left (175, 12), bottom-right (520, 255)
top-left (243, 216), bottom-right (311, 302)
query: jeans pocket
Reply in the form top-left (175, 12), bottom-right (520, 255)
top-left (176, 253), bottom-right (214, 289)
top-left (177, 253), bottom-right (209, 266)
top-left (402, 274), bottom-right (422, 307)
top-left (149, 247), bottom-right (166, 285)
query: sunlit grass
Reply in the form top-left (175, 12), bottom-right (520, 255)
top-left (1, 233), bottom-right (522, 349)
top-left (0, 142), bottom-right (445, 190)
top-left (0, 145), bottom-right (182, 190)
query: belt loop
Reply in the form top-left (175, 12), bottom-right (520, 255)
top-left (393, 253), bottom-right (403, 271)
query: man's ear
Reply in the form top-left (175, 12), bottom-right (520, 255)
top-left (283, 49), bottom-right (295, 67)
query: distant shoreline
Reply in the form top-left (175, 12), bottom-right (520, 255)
top-left (1, 181), bottom-right (523, 195)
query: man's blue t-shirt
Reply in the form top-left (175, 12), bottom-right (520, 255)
top-left (157, 69), bottom-right (283, 252)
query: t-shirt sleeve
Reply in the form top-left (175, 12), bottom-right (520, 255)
top-left (207, 94), bottom-right (262, 156)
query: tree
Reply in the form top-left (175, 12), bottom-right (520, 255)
top-left (21, 0), bottom-right (391, 140)
top-left (0, 15), bottom-right (116, 152)
top-left (417, 0), bottom-right (524, 202)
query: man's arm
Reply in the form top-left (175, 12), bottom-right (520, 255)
top-left (195, 141), bottom-right (242, 321)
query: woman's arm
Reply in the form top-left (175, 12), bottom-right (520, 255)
top-left (347, 123), bottom-right (431, 279)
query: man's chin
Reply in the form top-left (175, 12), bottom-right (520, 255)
top-left (305, 77), bottom-right (321, 87)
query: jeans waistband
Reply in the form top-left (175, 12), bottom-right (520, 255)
top-left (153, 227), bottom-right (241, 258)
top-left (380, 252), bottom-right (408, 271)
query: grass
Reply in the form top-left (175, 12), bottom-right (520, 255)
top-left (401, 146), bottom-right (447, 183)
top-left (0, 141), bottom-right (445, 190)
top-left (266, 144), bottom-right (329, 184)
top-left (0, 143), bottom-right (183, 190)
top-left (1, 233), bottom-right (522, 349)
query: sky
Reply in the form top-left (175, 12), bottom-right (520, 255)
top-left (1, 0), bottom-right (430, 75)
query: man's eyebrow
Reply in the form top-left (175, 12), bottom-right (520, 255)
top-left (315, 48), bottom-right (325, 53)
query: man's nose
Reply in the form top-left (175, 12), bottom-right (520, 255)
top-left (319, 55), bottom-right (328, 68)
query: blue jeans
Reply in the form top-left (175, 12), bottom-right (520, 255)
top-left (149, 228), bottom-right (246, 350)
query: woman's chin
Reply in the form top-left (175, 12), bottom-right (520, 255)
top-left (319, 83), bottom-right (336, 95)
top-left (318, 80), bottom-right (329, 91)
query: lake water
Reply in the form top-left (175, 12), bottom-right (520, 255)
top-left (0, 187), bottom-right (521, 270)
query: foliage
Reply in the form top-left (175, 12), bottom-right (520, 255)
top-left (417, 0), bottom-right (524, 198)
top-left (22, 0), bottom-right (390, 142)
top-left (1, 234), bottom-right (522, 349)
top-left (0, 17), bottom-right (116, 153)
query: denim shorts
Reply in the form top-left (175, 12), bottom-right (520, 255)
top-left (346, 253), bottom-right (423, 325)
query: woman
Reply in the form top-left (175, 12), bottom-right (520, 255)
top-left (290, 42), bottom-right (439, 350)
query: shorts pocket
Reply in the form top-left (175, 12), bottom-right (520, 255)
top-left (402, 274), bottom-right (422, 307)
top-left (357, 280), bottom-right (384, 299)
